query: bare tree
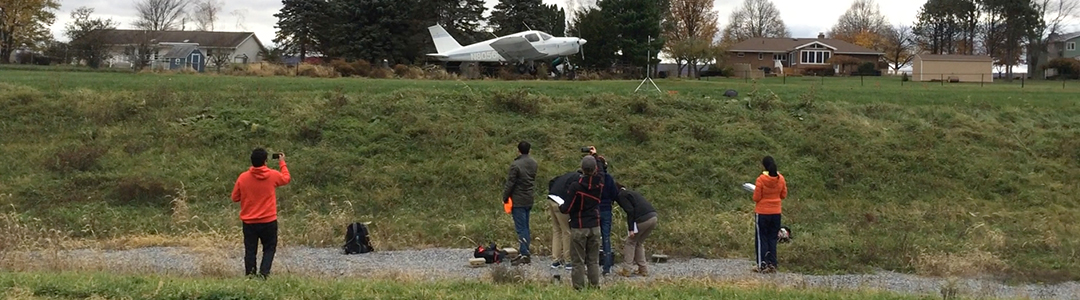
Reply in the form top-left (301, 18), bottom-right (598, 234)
top-left (664, 0), bottom-right (719, 78)
top-left (882, 24), bottom-right (916, 73)
top-left (230, 9), bottom-right (248, 31)
top-left (134, 0), bottom-right (190, 31)
top-left (1027, 0), bottom-right (1079, 77)
top-left (210, 50), bottom-right (230, 72)
top-left (720, 0), bottom-right (790, 45)
top-left (828, 0), bottom-right (889, 50)
top-left (191, 0), bottom-right (223, 31)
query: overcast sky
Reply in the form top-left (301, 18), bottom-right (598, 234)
top-left (48, 0), bottom-right (927, 44)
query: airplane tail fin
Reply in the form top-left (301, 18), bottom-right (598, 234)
top-left (428, 24), bottom-right (463, 54)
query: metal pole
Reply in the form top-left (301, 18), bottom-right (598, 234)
top-left (940, 74), bottom-right (943, 86)
top-left (1022, 77), bottom-right (1025, 88)
top-left (981, 74), bottom-right (984, 87)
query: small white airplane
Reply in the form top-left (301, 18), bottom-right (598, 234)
top-left (426, 24), bottom-right (587, 64)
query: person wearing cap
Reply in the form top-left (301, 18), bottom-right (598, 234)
top-left (753, 155), bottom-right (787, 273)
top-left (502, 141), bottom-right (538, 265)
top-left (560, 156), bottom-right (604, 290)
top-left (583, 146), bottom-right (618, 275)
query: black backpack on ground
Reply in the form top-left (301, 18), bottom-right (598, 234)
top-left (344, 222), bottom-right (373, 254)
top-left (474, 243), bottom-right (509, 264)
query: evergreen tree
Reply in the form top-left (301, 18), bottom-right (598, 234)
top-left (272, 0), bottom-right (329, 61)
top-left (324, 0), bottom-right (413, 64)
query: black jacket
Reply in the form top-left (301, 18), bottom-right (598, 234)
top-left (502, 154), bottom-right (537, 207)
top-left (615, 189), bottom-right (657, 231)
top-left (560, 173), bottom-right (603, 228)
top-left (548, 171), bottom-right (579, 201)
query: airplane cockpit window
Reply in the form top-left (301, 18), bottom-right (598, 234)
top-left (540, 33), bottom-right (553, 40)
top-left (525, 33), bottom-right (540, 42)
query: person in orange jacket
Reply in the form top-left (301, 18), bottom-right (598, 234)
top-left (231, 148), bottom-right (291, 279)
top-left (753, 156), bottom-right (786, 273)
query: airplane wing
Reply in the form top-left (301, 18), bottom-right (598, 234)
top-left (489, 36), bottom-right (545, 62)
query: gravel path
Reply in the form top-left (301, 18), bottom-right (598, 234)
top-left (21, 246), bottom-right (1080, 299)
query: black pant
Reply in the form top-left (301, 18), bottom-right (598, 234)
top-left (755, 214), bottom-right (781, 268)
top-left (243, 220), bottom-right (278, 276)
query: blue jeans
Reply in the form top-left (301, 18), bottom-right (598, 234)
top-left (512, 206), bottom-right (531, 257)
top-left (600, 209), bottom-right (612, 272)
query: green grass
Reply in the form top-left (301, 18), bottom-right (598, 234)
top-left (2, 69), bottom-right (1080, 284)
top-left (0, 271), bottom-right (942, 300)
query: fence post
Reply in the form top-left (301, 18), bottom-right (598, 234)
top-left (783, 75), bottom-right (786, 84)
top-left (861, 75), bottom-right (864, 86)
top-left (745, 70), bottom-right (748, 83)
top-left (981, 74), bottom-right (984, 87)
top-left (1064, 79), bottom-right (1066, 89)
top-left (940, 74), bottom-right (943, 86)
top-left (1022, 77), bottom-right (1025, 88)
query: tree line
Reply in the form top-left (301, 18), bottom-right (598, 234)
top-left (2, 0), bottom-right (1077, 80)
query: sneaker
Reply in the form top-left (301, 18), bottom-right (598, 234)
top-left (511, 255), bottom-right (531, 266)
top-left (634, 269), bottom-right (649, 277)
top-left (763, 264), bottom-right (777, 274)
top-left (551, 261), bottom-right (562, 269)
top-left (564, 264), bottom-right (572, 271)
top-left (616, 268), bottom-right (632, 277)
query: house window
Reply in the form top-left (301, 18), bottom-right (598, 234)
top-left (758, 53), bottom-right (763, 60)
top-left (773, 54), bottom-right (786, 61)
top-left (801, 50), bottom-right (831, 64)
top-left (1069, 42), bottom-right (1076, 51)
top-left (737, 52), bottom-right (744, 57)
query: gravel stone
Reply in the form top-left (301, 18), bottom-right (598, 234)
top-left (29, 246), bottom-right (1080, 299)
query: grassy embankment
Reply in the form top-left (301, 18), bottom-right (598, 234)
top-left (1, 69), bottom-right (1079, 284)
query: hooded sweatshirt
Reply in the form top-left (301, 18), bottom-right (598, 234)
top-left (752, 171), bottom-right (787, 215)
top-left (560, 173), bottom-right (603, 228)
top-left (231, 159), bottom-right (291, 224)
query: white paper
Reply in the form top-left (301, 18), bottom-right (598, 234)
top-left (548, 194), bottom-right (565, 205)
top-left (742, 183), bottom-right (756, 192)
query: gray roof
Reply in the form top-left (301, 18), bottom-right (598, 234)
top-left (94, 29), bottom-right (257, 48)
top-left (163, 45), bottom-right (200, 59)
top-left (1052, 31), bottom-right (1080, 42)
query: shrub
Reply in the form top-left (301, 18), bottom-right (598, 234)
top-left (857, 62), bottom-right (878, 76)
top-left (491, 89), bottom-right (541, 115)
top-left (425, 69), bottom-right (459, 80)
top-left (0, 83), bottom-right (44, 105)
top-left (297, 63), bottom-right (339, 78)
top-left (393, 64), bottom-right (409, 78)
top-left (352, 60), bottom-right (372, 77)
top-left (330, 59), bottom-right (356, 77)
top-left (113, 177), bottom-right (173, 207)
top-left (1044, 58), bottom-right (1080, 79)
top-left (368, 67), bottom-right (392, 79)
top-left (47, 144), bottom-right (108, 173)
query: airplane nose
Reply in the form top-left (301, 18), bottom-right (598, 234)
top-left (578, 39), bottom-right (587, 45)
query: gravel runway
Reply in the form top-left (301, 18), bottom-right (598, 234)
top-left (25, 246), bottom-right (1080, 299)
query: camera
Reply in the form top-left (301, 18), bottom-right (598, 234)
top-left (272, 153), bottom-right (281, 159)
top-left (581, 146), bottom-right (592, 153)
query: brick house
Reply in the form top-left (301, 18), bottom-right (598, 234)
top-left (724, 33), bottom-right (884, 76)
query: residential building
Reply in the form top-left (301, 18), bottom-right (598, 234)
top-left (89, 29), bottom-right (265, 70)
top-left (1038, 31), bottom-right (1080, 78)
top-left (724, 33), bottom-right (884, 76)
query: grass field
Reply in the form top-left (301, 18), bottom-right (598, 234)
top-left (0, 271), bottom-right (943, 300)
top-left (2, 68), bottom-right (1080, 285)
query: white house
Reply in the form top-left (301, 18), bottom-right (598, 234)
top-left (91, 29), bottom-right (266, 70)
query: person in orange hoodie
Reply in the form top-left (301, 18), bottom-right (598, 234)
top-left (231, 148), bottom-right (291, 279)
top-left (752, 155), bottom-right (786, 273)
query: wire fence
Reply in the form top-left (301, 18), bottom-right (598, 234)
top-left (699, 71), bottom-right (1080, 90)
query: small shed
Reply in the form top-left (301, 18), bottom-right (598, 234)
top-left (164, 44), bottom-right (205, 72)
top-left (912, 54), bottom-right (993, 83)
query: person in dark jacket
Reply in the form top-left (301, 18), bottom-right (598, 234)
top-left (502, 141), bottom-right (538, 264)
top-left (613, 183), bottom-right (658, 277)
top-left (585, 146), bottom-right (618, 275)
top-left (559, 156), bottom-right (604, 290)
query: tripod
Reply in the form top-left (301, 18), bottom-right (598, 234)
top-left (635, 35), bottom-right (662, 93)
